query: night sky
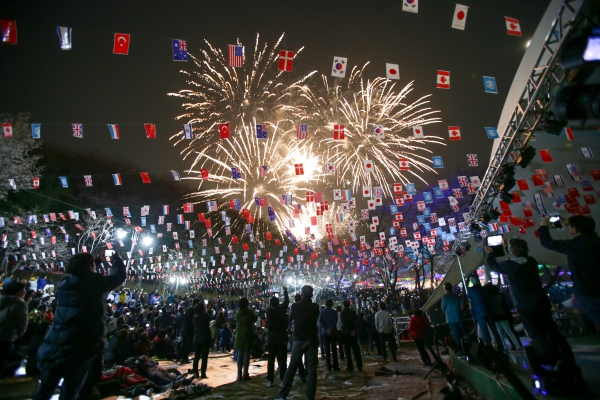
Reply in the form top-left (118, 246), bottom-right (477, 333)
top-left (0, 0), bottom-right (550, 187)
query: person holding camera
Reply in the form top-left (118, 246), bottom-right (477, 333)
top-left (485, 237), bottom-right (581, 380)
top-left (538, 216), bottom-right (600, 333)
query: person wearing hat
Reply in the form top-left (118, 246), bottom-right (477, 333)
top-left (265, 286), bottom-right (289, 388)
top-left (0, 281), bottom-right (28, 375)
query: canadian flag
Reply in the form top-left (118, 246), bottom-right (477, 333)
top-left (412, 126), bottom-right (424, 138)
top-left (505, 17), bottom-right (522, 36)
top-left (362, 186), bottom-right (372, 198)
top-left (363, 160), bottom-right (374, 173)
top-left (393, 183), bottom-right (403, 194)
top-left (32, 178), bottom-right (40, 189)
top-left (2, 123), bottom-right (13, 137)
top-left (448, 126), bottom-right (462, 141)
top-left (399, 158), bottom-right (409, 170)
top-left (437, 70), bottom-right (450, 89)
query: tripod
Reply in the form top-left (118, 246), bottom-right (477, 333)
top-left (424, 328), bottom-right (454, 381)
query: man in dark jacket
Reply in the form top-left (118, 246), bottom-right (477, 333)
top-left (340, 300), bottom-right (363, 371)
top-left (366, 306), bottom-right (381, 355)
top-left (318, 299), bottom-right (340, 371)
top-left (276, 285), bottom-right (320, 400)
top-left (192, 303), bottom-right (211, 379)
top-left (177, 298), bottom-right (199, 364)
top-left (0, 281), bottom-right (28, 375)
top-left (33, 251), bottom-right (126, 400)
top-left (265, 286), bottom-right (289, 387)
top-left (486, 237), bottom-right (581, 378)
top-left (538, 216), bottom-right (600, 332)
top-left (467, 276), bottom-right (505, 352)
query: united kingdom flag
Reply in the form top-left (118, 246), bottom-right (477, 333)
top-left (458, 176), bottom-right (469, 187)
top-left (373, 186), bottom-right (383, 198)
top-left (467, 154), bottom-right (478, 166)
top-left (72, 123), bottom-right (83, 138)
top-left (453, 188), bottom-right (463, 198)
top-left (84, 175), bottom-right (93, 187)
top-left (466, 184), bottom-right (476, 194)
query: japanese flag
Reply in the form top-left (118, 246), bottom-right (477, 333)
top-left (370, 224), bottom-right (377, 232)
top-left (368, 200), bottom-right (376, 210)
top-left (505, 17), bottom-right (522, 36)
top-left (470, 176), bottom-right (481, 187)
top-left (362, 186), bottom-right (372, 198)
top-left (363, 160), bottom-right (374, 173)
top-left (437, 70), bottom-right (450, 89)
top-left (332, 56), bottom-right (347, 78)
top-left (412, 126), bottom-right (424, 138)
top-left (386, 63), bottom-right (400, 80)
top-left (451, 4), bottom-right (469, 30)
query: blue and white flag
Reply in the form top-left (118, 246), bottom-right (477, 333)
top-left (57, 26), bottom-right (72, 50)
top-left (433, 187), bottom-right (444, 198)
top-left (59, 176), bottom-right (68, 188)
top-left (105, 208), bottom-right (113, 217)
top-left (423, 192), bottom-right (433, 203)
top-left (485, 127), bottom-right (499, 139)
top-left (406, 183), bottom-right (416, 195)
top-left (483, 76), bottom-right (498, 94)
top-left (170, 170), bottom-right (181, 181)
top-left (172, 39), bottom-right (188, 61)
top-left (581, 147), bottom-right (594, 158)
top-left (182, 123), bottom-right (193, 139)
top-left (553, 174), bottom-right (565, 186)
top-left (432, 156), bottom-right (444, 168)
top-left (256, 124), bottom-right (267, 139)
top-left (31, 124), bottom-right (41, 139)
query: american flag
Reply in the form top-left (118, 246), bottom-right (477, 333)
top-left (467, 154), bottom-right (478, 166)
top-left (296, 124), bottom-right (307, 139)
top-left (72, 123), bottom-right (83, 138)
top-left (84, 175), bottom-right (92, 187)
top-left (542, 182), bottom-right (554, 196)
top-left (228, 45), bottom-right (244, 67)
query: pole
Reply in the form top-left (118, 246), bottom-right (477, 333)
top-left (125, 231), bottom-right (138, 275)
top-left (456, 255), bottom-right (469, 295)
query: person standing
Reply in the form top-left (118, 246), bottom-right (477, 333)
top-left (319, 299), bottom-right (340, 371)
top-left (375, 302), bottom-right (397, 362)
top-left (485, 237), bottom-right (582, 379)
top-left (177, 298), bottom-right (199, 364)
top-left (191, 302), bottom-right (211, 379)
top-left (0, 281), bottom-right (28, 375)
top-left (276, 285), bottom-right (320, 400)
top-left (440, 283), bottom-right (468, 356)
top-left (234, 297), bottom-right (258, 381)
top-left (408, 309), bottom-right (433, 366)
top-left (265, 286), bottom-right (289, 387)
top-left (340, 300), bottom-right (363, 371)
top-left (34, 251), bottom-right (126, 400)
top-left (366, 306), bottom-right (381, 355)
top-left (537, 216), bottom-right (600, 332)
top-left (485, 284), bottom-right (523, 352)
top-left (467, 276), bottom-right (505, 352)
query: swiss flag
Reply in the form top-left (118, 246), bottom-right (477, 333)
top-left (437, 70), bottom-right (450, 89)
top-left (334, 125), bottom-right (345, 140)
top-left (294, 163), bottom-right (304, 175)
top-left (113, 33), bottom-right (131, 54)
top-left (278, 50), bottom-right (294, 72)
top-left (140, 172), bottom-right (151, 184)
top-left (144, 123), bottom-right (156, 139)
top-left (399, 158), bottom-right (409, 170)
top-left (200, 168), bottom-right (209, 180)
top-left (505, 17), bottom-right (522, 37)
top-left (219, 123), bottom-right (230, 139)
top-left (448, 126), bottom-right (461, 141)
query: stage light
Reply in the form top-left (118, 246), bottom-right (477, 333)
top-left (116, 229), bottom-right (127, 239)
top-left (499, 177), bottom-right (516, 192)
top-left (516, 146), bottom-right (536, 168)
top-left (540, 116), bottom-right (567, 136)
top-left (142, 236), bottom-right (153, 245)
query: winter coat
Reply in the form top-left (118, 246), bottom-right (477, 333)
top-left (408, 315), bottom-right (429, 340)
top-left (193, 311), bottom-right (211, 344)
top-left (233, 308), bottom-right (257, 351)
top-left (441, 291), bottom-right (463, 323)
top-left (37, 257), bottom-right (126, 363)
top-left (266, 290), bottom-right (290, 340)
top-left (0, 295), bottom-right (29, 342)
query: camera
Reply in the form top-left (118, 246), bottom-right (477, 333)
top-left (549, 216), bottom-right (562, 229)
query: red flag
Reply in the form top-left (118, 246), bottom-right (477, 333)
top-left (505, 17), bottom-right (522, 37)
top-left (1, 20), bottom-right (17, 44)
top-left (144, 123), bottom-right (156, 139)
top-left (113, 33), bottom-right (130, 54)
top-left (278, 50), bottom-right (294, 72)
top-left (140, 172), bottom-right (151, 184)
top-left (200, 168), bottom-right (209, 180)
top-left (219, 123), bottom-right (230, 139)
top-left (399, 158), bottom-right (409, 170)
top-left (333, 125), bottom-right (345, 140)
top-left (516, 179), bottom-right (529, 191)
top-left (295, 163), bottom-right (304, 175)
top-left (198, 213), bottom-right (205, 222)
top-left (539, 149), bottom-right (553, 162)
top-left (437, 70), bottom-right (450, 89)
top-left (32, 178), bottom-right (40, 189)
top-left (448, 126), bottom-right (461, 141)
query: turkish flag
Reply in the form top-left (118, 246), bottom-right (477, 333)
top-left (144, 124), bottom-right (156, 139)
top-left (448, 126), bottom-right (461, 141)
top-left (1, 20), bottom-right (18, 44)
top-left (278, 50), bottom-right (294, 72)
top-left (584, 195), bottom-right (596, 204)
top-left (113, 33), bottom-right (130, 54)
top-left (568, 187), bottom-right (581, 197)
top-left (219, 123), bottom-right (230, 139)
top-left (437, 70), bottom-right (450, 89)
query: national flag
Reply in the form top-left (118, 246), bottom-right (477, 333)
top-left (438, 179), bottom-right (449, 190)
top-left (231, 167), bottom-right (241, 179)
top-left (1, 20), bottom-right (18, 44)
top-left (228, 44), bottom-right (244, 67)
top-left (483, 77), bottom-right (498, 94)
top-left (112, 173), bottom-right (122, 185)
top-left (393, 183), bottom-right (403, 194)
top-left (505, 17), bottom-right (522, 36)
top-left (113, 33), bottom-right (130, 54)
top-left (448, 126), bottom-right (461, 141)
top-left (296, 124), bottom-right (307, 139)
top-left (581, 147), bottom-right (594, 158)
top-left (342, 189), bottom-right (352, 201)
top-left (564, 127), bottom-right (575, 141)
top-left (170, 170), bottom-right (181, 181)
top-left (219, 123), bottom-right (230, 139)
top-left (386, 63), bottom-right (400, 79)
top-left (256, 124), bottom-right (267, 139)
top-left (437, 70), bottom-right (450, 89)
top-left (84, 175), bottom-right (92, 187)
top-left (466, 184), bottom-right (476, 194)
top-left (432, 156), bottom-right (444, 168)
top-left (31, 124), bottom-right (41, 139)
top-left (373, 186), bottom-right (383, 199)
top-left (163, 205), bottom-right (170, 215)
top-left (553, 175), bottom-right (565, 186)
top-left (104, 124), bottom-right (120, 139)
top-left (260, 165), bottom-right (268, 177)
top-left (325, 162), bottom-right (335, 174)
top-left (451, 4), bottom-right (469, 30)
top-left (59, 176), bottom-right (68, 188)
top-left (2, 123), bottom-right (12, 137)
top-left (333, 124), bottom-right (345, 140)
top-left (31, 177), bottom-right (40, 189)
top-left (278, 50), bottom-right (294, 71)
top-left (485, 127), bottom-right (499, 139)
top-left (144, 123), bottom-right (156, 139)
top-left (413, 126), bottom-right (424, 138)
top-left (182, 123), bottom-right (193, 139)
top-left (565, 164), bottom-right (583, 180)
top-left (72, 123), bottom-right (83, 138)
top-left (183, 202), bottom-right (194, 213)
top-left (467, 154), bottom-right (478, 166)
top-left (399, 158), bottom-right (409, 170)
top-left (452, 188), bottom-right (463, 198)
top-left (306, 191), bottom-right (315, 202)
top-left (470, 176), bottom-right (481, 187)
top-left (402, 0), bottom-right (419, 13)
top-left (140, 172), bottom-right (151, 184)
top-left (331, 56), bottom-right (347, 78)
top-left (372, 124), bottom-right (385, 139)
top-left (172, 39), bottom-right (188, 61)
top-left (294, 163), bottom-right (304, 175)
top-left (363, 160), bottom-right (374, 173)
top-left (362, 186), bottom-right (372, 198)
top-left (177, 214), bottom-right (184, 224)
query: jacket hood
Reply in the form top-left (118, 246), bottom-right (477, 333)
top-left (511, 256), bottom-right (529, 265)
